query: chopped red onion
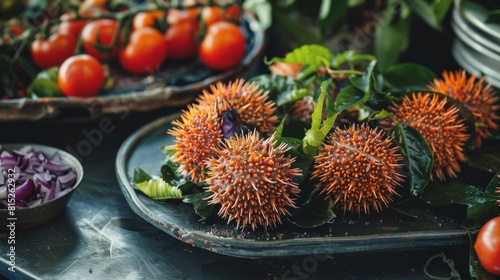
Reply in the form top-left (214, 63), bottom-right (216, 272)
top-left (0, 145), bottom-right (79, 209)
top-left (15, 178), bottom-right (35, 201)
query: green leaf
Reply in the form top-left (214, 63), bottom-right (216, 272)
top-left (403, 0), bottom-right (440, 29)
top-left (288, 193), bottom-right (335, 228)
top-left (275, 115), bottom-right (287, 144)
top-left (17, 57), bottom-right (38, 81)
top-left (347, 0), bottom-right (364, 7)
top-left (432, 0), bottom-right (453, 24)
top-left (438, 92), bottom-right (477, 147)
top-left (249, 74), bottom-right (310, 106)
top-left (390, 199), bottom-right (421, 219)
top-left (421, 181), bottom-right (500, 229)
top-left (485, 171), bottom-right (500, 195)
top-left (28, 67), bottom-right (63, 98)
top-left (381, 63), bottom-right (437, 94)
top-left (331, 50), bottom-right (376, 68)
top-left (182, 192), bottom-right (214, 221)
top-left (273, 10), bottom-right (323, 46)
top-left (131, 167), bottom-right (153, 184)
top-left (268, 44), bottom-right (332, 69)
top-left (485, 9), bottom-right (500, 24)
top-left (468, 148), bottom-right (500, 174)
top-left (375, 10), bottom-right (411, 70)
top-left (280, 136), bottom-right (314, 184)
top-left (390, 124), bottom-right (433, 196)
top-left (350, 59), bottom-right (377, 94)
top-left (334, 85), bottom-right (366, 112)
top-left (277, 88), bottom-right (311, 107)
top-left (160, 163), bottom-right (178, 182)
top-left (134, 178), bottom-right (183, 200)
top-left (318, 0), bottom-right (348, 33)
top-left (302, 82), bottom-right (338, 156)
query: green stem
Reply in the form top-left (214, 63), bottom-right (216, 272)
top-left (327, 69), bottom-right (364, 76)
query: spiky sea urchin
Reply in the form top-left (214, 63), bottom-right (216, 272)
top-left (196, 79), bottom-right (278, 134)
top-left (311, 124), bottom-right (405, 215)
top-left (428, 69), bottom-right (500, 147)
top-left (388, 92), bottom-right (470, 182)
top-left (204, 130), bottom-right (301, 230)
top-left (167, 104), bottom-right (222, 183)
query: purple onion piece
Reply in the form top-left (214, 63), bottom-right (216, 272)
top-left (43, 185), bottom-right (56, 203)
top-left (35, 151), bottom-right (47, 162)
top-left (17, 172), bottom-right (31, 183)
top-left (18, 156), bottom-right (31, 171)
top-left (0, 146), bottom-right (79, 209)
top-left (0, 154), bottom-right (18, 169)
top-left (15, 178), bottom-right (36, 201)
top-left (27, 161), bottom-right (44, 174)
top-left (35, 176), bottom-right (52, 189)
top-left (58, 170), bottom-right (77, 189)
top-left (43, 160), bottom-right (72, 173)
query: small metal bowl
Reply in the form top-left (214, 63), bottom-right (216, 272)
top-left (0, 144), bottom-right (84, 229)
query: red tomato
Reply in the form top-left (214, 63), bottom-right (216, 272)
top-left (30, 33), bottom-right (77, 69)
top-left (2, 20), bottom-right (24, 44)
top-left (167, 8), bottom-right (199, 24)
top-left (58, 12), bottom-right (89, 40)
top-left (201, 6), bottom-right (224, 26)
top-left (199, 21), bottom-right (245, 70)
top-left (58, 54), bottom-right (105, 97)
top-left (80, 19), bottom-right (120, 61)
top-left (132, 10), bottom-right (164, 30)
top-left (118, 27), bottom-right (168, 74)
top-left (201, 4), bottom-right (241, 26)
top-left (475, 216), bottom-right (500, 276)
top-left (78, 0), bottom-right (110, 17)
top-left (223, 4), bottom-right (241, 22)
top-left (164, 14), bottom-right (199, 60)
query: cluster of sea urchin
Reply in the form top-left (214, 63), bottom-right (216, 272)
top-left (311, 124), bottom-right (405, 215)
top-left (204, 130), bottom-right (302, 230)
top-left (169, 79), bottom-right (302, 230)
top-left (167, 104), bottom-right (223, 183)
top-left (428, 69), bottom-right (500, 148)
top-left (387, 92), bottom-right (470, 182)
top-left (196, 79), bottom-right (278, 134)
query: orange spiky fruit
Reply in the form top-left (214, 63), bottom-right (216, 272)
top-left (388, 92), bottom-right (470, 181)
top-left (167, 104), bottom-right (222, 182)
top-left (428, 69), bottom-right (500, 147)
top-left (311, 124), bottom-right (405, 215)
top-left (291, 95), bottom-right (314, 122)
top-left (204, 130), bottom-right (301, 230)
top-left (196, 79), bottom-right (278, 134)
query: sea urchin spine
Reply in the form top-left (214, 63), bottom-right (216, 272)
top-left (428, 69), bottom-right (500, 147)
top-left (311, 124), bottom-right (405, 215)
top-left (204, 130), bottom-right (301, 230)
top-left (388, 92), bottom-right (470, 182)
top-left (167, 104), bottom-right (223, 183)
top-left (196, 79), bottom-right (278, 134)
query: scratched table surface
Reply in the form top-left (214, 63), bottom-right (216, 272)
top-left (0, 106), bottom-right (471, 280)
